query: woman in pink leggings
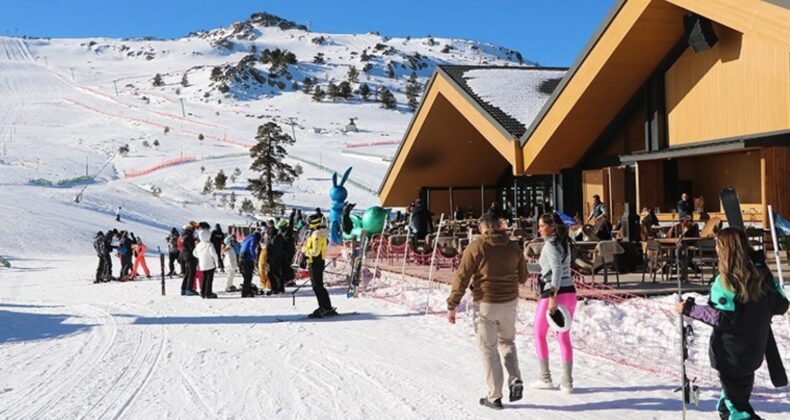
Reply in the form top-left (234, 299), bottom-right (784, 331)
top-left (532, 213), bottom-right (577, 393)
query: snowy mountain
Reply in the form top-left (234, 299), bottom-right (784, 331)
top-left (0, 12), bottom-right (531, 256)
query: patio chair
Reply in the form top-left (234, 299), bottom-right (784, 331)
top-left (593, 240), bottom-right (625, 286)
top-left (642, 239), bottom-right (672, 283)
top-left (691, 238), bottom-right (717, 284)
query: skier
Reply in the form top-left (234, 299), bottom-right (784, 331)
top-left (222, 235), bottom-right (239, 292)
top-left (93, 231), bottom-right (105, 284)
top-left (115, 206), bottom-right (122, 222)
top-left (446, 212), bottom-right (527, 410)
top-left (677, 228), bottom-right (788, 420)
top-left (131, 237), bottom-right (151, 279)
top-left (166, 227), bottom-right (180, 277)
top-left (193, 227), bottom-right (219, 299)
top-left (257, 233), bottom-right (272, 294)
top-left (532, 213), bottom-right (577, 393)
top-left (308, 207), bottom-right (324, 230)
top-left (180, 221), bottom-right (198, 296)
top-left (302, 226), bottom-right (336, 318)
top-left (101, 229), bottom-right (117, 281)
top-left (282, 221), bottom-right (297, 287)
top-left (210, 223), bottom-right (225, 273)
top-left (239, 231), bottom-right (261, 298)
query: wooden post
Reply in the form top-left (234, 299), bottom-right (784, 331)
top-left (480, 184), bottom-right (485, 216)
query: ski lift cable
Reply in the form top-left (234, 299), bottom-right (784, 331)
top-left (75, 152), bottom-right (117, 201)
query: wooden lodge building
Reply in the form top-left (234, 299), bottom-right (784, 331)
top-left (379, 0), bottom-right (790, 227)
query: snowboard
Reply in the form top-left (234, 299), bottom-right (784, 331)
top-left (720, 188), bottom-right (787, 388)
top-left (0, 255), bottom-right (10, 268)
top-left (720, 188), bottom-right (744, 229)
top-left (276, 311), bottom-right (359, 322)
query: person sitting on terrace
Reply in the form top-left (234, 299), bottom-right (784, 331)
top-left (586, 195), bottom-right (607, 224)
top-left (676, 192), bottom-right (694, 220)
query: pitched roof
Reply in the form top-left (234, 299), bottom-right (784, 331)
top-left (439, 65), bottom-right (567, 138)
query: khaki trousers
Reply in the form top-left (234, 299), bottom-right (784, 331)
top-left (474, 298), bottom-right (522, 401)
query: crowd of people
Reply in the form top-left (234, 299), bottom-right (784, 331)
top-left (94, 207), bottom-right (338, 318)
top-left (93, 229), bottom-right (151, 283)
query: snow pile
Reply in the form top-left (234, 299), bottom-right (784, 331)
top-left (463, 68), bottom-right (565, 130)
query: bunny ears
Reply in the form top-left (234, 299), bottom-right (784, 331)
top-left (332, 167), bottom-right (353, 187)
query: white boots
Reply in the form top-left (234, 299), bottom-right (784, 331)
top-left (530, 359), bottom-right (574, 393)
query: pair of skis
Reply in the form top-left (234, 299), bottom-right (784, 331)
top-left (679, 189), bottom-right (790, 416)
top-left (346, 233), bottom-right (368, 298)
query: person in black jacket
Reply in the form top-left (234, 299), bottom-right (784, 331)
top-left (676, 192), bottom-right (694, 220)
top-left (210, 224), bottom-right (225, 273)
top-left (282, 226), bottom-right (297, 287)
top-left (93, 231), bottom-right (105, 283)
top-left (117, 231), bottom-right (134, 280)
top-left (166, 227), bottom-right (180, 277)
top-left (180, 222), bottom-right (198, 296)
top-left (677, 228), bottom-right (789, 419)
top-left (267, 225), bottom-right (285, 294)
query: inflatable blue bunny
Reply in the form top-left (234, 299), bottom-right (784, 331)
top-left (329, 167), bottom-right (352, 244)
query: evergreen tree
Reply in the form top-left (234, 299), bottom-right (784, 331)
top-left (362, 63), bottom-right (373, 74)
top-left (359, 83), bottom-right (371, 101)
top-left (152, 73), bottom-right (164, 87)
top-left (379, 87), bottom-right (396, 109)
top-left (239, 198), bottom-right (255, 215)
top-left (347, 66), bottom-right (359, 82)
top-left (291, 80), bottom-right (300, 91)
top-left (405, 71), bottom-right (422, 111)
top-left (229, 191), bottom-right (237, 209)
top-left (338, 81), bottom-right (353, 99)
top-left (360, 49), bottom-right (371, 61)
top-left (202, 176), bottom-right (215, 195)
top-left (302, 76), bottom-right (315, 94)
top-left (312, 53), bottom-right (325, 64)
top-left (214, 170), bottom-right (227, 190)
top-left (247, 122), bottom-right (298, 208)
top-left (232, 167), bottom-right (241, 182)
top-left (210, 66), bottom-right (223, 81)
top-left (181, 73), bottom-right (189, 87)
top-left (386, 62), bottom-right (395, 78)
top-left (312, 85), bottom-right (326, 102)
top-left (326, 82), bottom-right (339, 100)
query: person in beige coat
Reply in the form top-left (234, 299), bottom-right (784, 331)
top-left (446, 212), bottom-right (528, 410)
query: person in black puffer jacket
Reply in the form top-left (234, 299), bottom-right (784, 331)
top-left (180, 221), bottom-right (198, 296)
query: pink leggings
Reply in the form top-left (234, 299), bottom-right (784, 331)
top-left (534, 292), bottom-right (577, 362)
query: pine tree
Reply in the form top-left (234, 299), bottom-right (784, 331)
top-left (247, 122), bottom-right (298, 209)
top-left (326, 82), bottom-right (339, 100)
top-left (152, 73), bottom-right (164, 87)
top-left (312, 85), bottom-right (325, 102)
top-left (338, 81), bottom-right (353, 99)
top-left (214, 170), bottom-right (227, 190)
top-left (302, 76), bottom-right (315, 94)
top-left (362, 63), bottom-right (373, 74)
top-left (359, 83), bottom-right (371, 101)
top-left (181, 73), bottom-right (189, 87)
top-left (312, 53), bottom-right (325, 64)
top-left (229, 191), bottom-right (237, 209)
top-left (202, 176), bottom-right (215, 195)
top-left (386, 62), bottom-right (395, 78)
top-left (347, 66), bottom-right (359, 82)
top-left (210, 66), bottom-right (223, 81)
top-left (379, 87), bottom-right (396, 109)
top-left (291, 80), bottom-right (300, 91)
top-left (232, 167), bottom-right (241, 183)
top-left (405, 71), bottom-right (422, 111)
top-left (239, 198), bottom-right (255, 215)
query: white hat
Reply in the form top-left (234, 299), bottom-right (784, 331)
top-left (546, 304), bottom-right (572, 333)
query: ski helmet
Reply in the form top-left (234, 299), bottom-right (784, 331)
top-left (546, 304), bottom-right (572, 333)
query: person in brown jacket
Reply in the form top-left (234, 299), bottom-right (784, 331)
top-left (446, 212), bottom-right (528, 410)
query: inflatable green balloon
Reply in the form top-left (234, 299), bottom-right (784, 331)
top-left (342, 206), bottom-right (391, 240)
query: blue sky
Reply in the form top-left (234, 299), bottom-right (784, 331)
top-left (0, 1), bottom-right (616, 66)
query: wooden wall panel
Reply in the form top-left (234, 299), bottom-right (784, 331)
top-left (762, 146), bottom-right (790, 226)
top-left (636, 160), bottom-right (664, 211)
top-left (608, 167), bottom-right (627, 219)
top-left (665, 27), bottom-right (790, 145)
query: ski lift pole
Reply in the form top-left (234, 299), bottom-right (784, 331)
top-left (425, 214), bottom-right (445, 316)
top-left (75, 152), bottom-right (116, 202)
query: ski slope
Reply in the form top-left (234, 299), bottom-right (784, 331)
top-left (4, 257), bottom-right (788, 419)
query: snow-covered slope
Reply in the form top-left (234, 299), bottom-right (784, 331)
top-left (0, 13), bottom-right (529, 257)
